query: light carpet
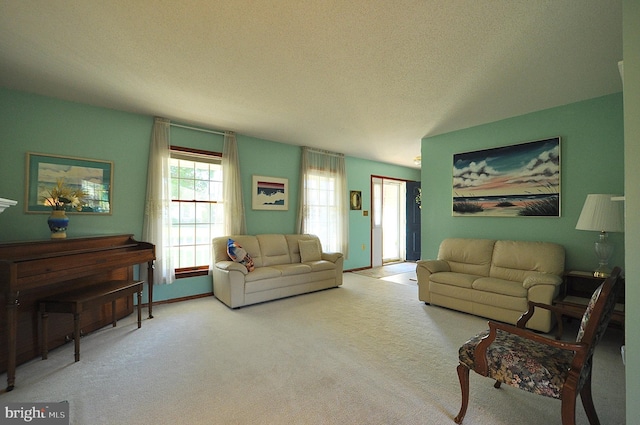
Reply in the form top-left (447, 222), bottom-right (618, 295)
top-left (352, 262), bottom-right (417, 278)
top-left (0, 273), bottom-right (626, 424)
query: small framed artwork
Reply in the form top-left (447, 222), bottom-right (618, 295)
top-left (252, 175), bottom-right (288, 210)
top-left (25, 152), bottom-right (113, 214)
top-left (350, 191), bottom-right (362, 210)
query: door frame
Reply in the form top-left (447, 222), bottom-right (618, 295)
top-left (370, 175), bottom-right (420, 267)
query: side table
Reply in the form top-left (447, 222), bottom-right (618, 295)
top-left (554, 270), bottom-right (625, 330)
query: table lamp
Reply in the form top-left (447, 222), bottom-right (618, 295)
top-left (575, 194), bottom-right (624, 277)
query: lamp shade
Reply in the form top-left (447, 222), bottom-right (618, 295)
top-left (575, 194), bottom-right (624, 232)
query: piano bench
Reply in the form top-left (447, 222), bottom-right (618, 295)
top-left (39, 280), bottom-right (144, 362)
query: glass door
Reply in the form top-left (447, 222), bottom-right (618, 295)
top-left (371, 177), bottom-right (407, 266)
top-left (382, 179), bottom-right (405, 263)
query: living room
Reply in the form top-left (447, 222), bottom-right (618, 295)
top-left (1, 2), bottom-right (639, 424)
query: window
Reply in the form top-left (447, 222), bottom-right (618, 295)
top-left (298, 147), bottom-right (348, 256)
top-left (303, 170), bottom-right (341, 253)
top-left (169, 147), bottom-right (223, 278)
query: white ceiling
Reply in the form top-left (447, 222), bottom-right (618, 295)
top-left (0, 1), bottom-right (623, 168)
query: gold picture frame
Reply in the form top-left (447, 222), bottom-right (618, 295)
top-left (350, 190), bottom-right (362, 210)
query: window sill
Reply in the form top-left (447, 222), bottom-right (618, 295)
top-left (175, 266), bottom-right (210, 279)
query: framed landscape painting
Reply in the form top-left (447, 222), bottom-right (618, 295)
top-left (25, 152), bottom-right (113, 214)
top-left (252, 175), bottom-right (288, 210)
top-left (452, 137), bottom-right (560, 217)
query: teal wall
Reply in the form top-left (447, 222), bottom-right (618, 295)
top-left (0, 88), bottom-right (419, 302)
top-left (346, 156), bottom-right (422, 267)
top-left (0, 90), bottom-right (153, 240)
top-left (237, 135), bottom-right (302, 235)
top-left (421, 93), bottom-right (625, 272)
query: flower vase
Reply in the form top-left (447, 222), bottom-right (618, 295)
top-left (48, 210), bottom-right (69, 239)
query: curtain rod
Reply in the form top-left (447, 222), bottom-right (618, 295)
top-left (170, 122), bottom-right (226, 136)
top-left (303, 146), bottom-right (344, 157)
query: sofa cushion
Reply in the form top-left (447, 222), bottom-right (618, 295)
top-left (438, 238), bottom-right (495, 277)
top-left (490, 240), bottom-right (565, 282)
top-left (284, 234), bottom-right (322, 262)
top-left (257, 234), bottom-right (291, 266)
top-left (429, 271), bottom-right (478, 289)
top-left (272, 263), bottom-right (313, 276)
top-left (244, 266), bottom-right (281, 282)
top-left (472, 277), bottom-right (528, 298)
top-left (299, 239), bottom-right (322, 262)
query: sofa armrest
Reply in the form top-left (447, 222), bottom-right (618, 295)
top-left (416, 260), bottom-right (449, 304)
top-left (523, 272), bottom-right (562, 289)
top-left (417, 259), bottom-right (450, 274)
top-left (322, 252), bottom-right (343, 263)
top-left (215, 260), bottom-right (249, 275)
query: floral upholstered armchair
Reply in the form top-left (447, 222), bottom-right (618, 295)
top-left (453, 266), bottom-right (622, 425)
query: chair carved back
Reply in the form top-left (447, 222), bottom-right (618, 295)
top-left (574, 267), bottom-right (621, 391)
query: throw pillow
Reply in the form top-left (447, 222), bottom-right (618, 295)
top-left (299, 239), bottom-right (322, 263)
top-left (227, 238), bottom-right (255, 272)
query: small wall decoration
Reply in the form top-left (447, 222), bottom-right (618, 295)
top-left (452, 137), bottom-right (560, 217)
top-left (26, 152), bottom-right (113, 214)
top-left (350, 191), bottom-right (362, 210)
top-left (252, 175), bottom-right (288, 210)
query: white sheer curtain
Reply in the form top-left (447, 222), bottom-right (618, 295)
top-left (222, 131), bottom-right (246, 235)
top-left (297, 147), bottom-right (349, 256)
top-left (142, 117), bottom-right (175, 284)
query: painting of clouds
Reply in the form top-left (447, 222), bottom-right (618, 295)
top-left (453, 137), bottom-right (560, 217)
top-left (26, 153), bottom-right (112, 214)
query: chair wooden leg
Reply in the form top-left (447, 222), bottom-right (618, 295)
top-left (454, 363), bottom-right (470, 424)
top-left (580, 373), bottom-right (600, 425)
top-left (560, 390), bottom-right (577, 425)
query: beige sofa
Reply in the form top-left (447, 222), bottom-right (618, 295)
top-left (417, 238), bottom-right (565, 332)
top-left (212, 234), bottom-right (343, 308)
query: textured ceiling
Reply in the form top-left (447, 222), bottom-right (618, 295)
top-left (0, 1), bottom-right (623, 168)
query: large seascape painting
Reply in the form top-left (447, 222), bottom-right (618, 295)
top-left (452, 137), bottom-right (560, 217)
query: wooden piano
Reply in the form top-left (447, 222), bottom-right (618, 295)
top-left (0, 234), bottom-right (155, 391)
